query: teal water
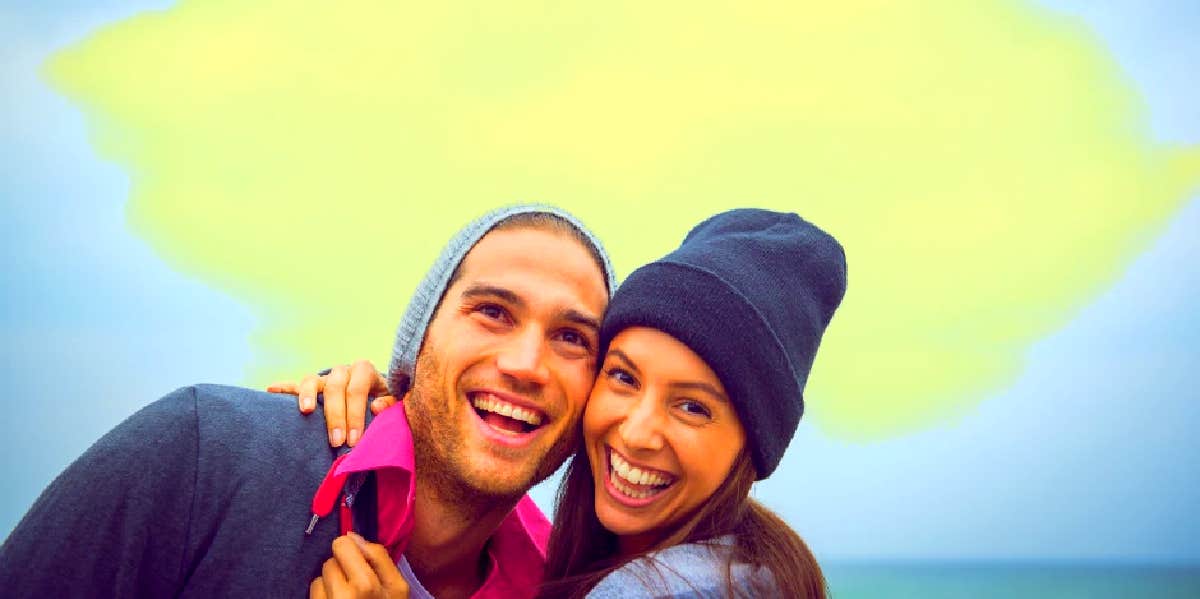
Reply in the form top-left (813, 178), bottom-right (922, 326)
top-left (824, 562), bottom-right (1200, 598)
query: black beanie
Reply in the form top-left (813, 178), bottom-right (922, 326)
top-left (598, 209), bottom-right (847, 480)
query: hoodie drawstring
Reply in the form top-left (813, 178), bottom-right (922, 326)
top-left (306, 453), bottom-right (362, 536)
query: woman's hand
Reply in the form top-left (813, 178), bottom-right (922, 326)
top-left (267, 359), bottom-right (397, 448)
top-left (310, 533), bottom-right (409, 599)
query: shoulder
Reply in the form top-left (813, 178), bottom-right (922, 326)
top-left (112, 383), bottom-right (299, 429)
top-left (180, 383), bottom-right (330, 449)
top-left (172, 384), bottom-right (336, 487)
top-left (587, 539), bottom-right (775, 599)
top-left (87, 384), bottom-right (333, 490)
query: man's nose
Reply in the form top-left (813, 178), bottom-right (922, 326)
top-left (496, 326), bottom-right (551, 386)
top-left (618, 394), bottom-right (665, 452)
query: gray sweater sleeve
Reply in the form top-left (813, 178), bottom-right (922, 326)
top-left (0, 386), bottom-right (200, 598)
top-left (586, 539), bottom-right (775, 599)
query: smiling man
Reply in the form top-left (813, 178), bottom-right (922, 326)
top-left (0, 205), bottom-right (615, 598)
top-left (386, 210), bottom-right (611, 597)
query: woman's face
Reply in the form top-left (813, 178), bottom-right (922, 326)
top-left (584, 327), bottom-right (747, 552)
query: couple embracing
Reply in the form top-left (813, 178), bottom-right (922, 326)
top-left (0, 205), bottom-right (846, 598)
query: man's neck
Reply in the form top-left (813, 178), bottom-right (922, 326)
top-left (405, 482), bottom-right (520, 599)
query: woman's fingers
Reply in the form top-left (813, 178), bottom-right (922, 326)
top-left (298, 374), bottom-right (325, 413)
top-left (267, 381), bottom-right (299, 395)
top-left (344, 361), bottom-right (379, 447)
top-left (370, 395), bottom-right (398, 416)
top-left (271, 359), bottom-right (389, 448)
top-left (324, 365), bottom-right (350, 447)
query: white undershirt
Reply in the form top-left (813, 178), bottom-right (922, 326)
top-left (397, 554), bottom-right (437, 599)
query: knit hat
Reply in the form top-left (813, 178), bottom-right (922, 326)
top-left (598, 209), bottom-right (846, 479)
top-left (387, 204), bottom-right (617, 397)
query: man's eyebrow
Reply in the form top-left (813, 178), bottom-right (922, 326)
top-left (670, 381), bottom-right (730, 404)
top-left (460, 284), bottom-right (524, 308)
top-left (562, 309), bottom-right (600, 333)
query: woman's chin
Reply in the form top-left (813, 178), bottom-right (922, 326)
top-left (594, 494), bottom-right (668, 545)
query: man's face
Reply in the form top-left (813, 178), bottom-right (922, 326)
top-left (406, 226), bottom-right (608, 501)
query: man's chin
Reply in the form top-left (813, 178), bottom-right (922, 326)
top-left (460, 467), bottom-right (539, 500)
top-left (454, 447), bottom-right (538, 494)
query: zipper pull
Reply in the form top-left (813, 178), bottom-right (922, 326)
top-left (304, 513), bottom-right (321, 536)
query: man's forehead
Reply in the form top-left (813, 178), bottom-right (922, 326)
top-left (453, 227), bottom-right (607, 309)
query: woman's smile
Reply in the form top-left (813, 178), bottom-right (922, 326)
top-left (603, 445), bottom-right (677, 505)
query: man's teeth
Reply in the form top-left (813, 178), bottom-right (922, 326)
top-left (471, 394), bottom-right (543, 426)
top-left (610, 451), bottom-right (672, 487)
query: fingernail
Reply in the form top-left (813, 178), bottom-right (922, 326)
top-left (330, 428), bottom-right (345, 447)
top-left (347, 429), bottom-right (360, 446)
top-left (301, 396), bottom-right (315, 411)
top-left (348, 531), bottom-right (369, 550)
top-left (267, 385), bottom-right (280, 393)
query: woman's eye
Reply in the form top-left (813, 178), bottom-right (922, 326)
top-left (678, 400), bottom-right (712, 419)
top-left (605, 367), bottom-right (638, 388)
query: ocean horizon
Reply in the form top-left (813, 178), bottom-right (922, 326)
top-left (823, 560), bottom-right (1200, 598)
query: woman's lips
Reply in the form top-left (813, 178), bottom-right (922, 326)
top-left (603, 446), bottom-right (676, 507)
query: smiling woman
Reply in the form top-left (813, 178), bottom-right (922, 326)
top-left (539, 208), bottom-right (847, 598)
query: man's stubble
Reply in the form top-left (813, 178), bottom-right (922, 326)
top-left (405, 343), bottom-right (582, 511)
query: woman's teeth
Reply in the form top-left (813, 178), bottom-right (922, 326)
top-left (612, 477), bottom-right (656, 499)
top-left (471, 394), bottom-right (543, 426)
top-left (609, 450), bottom-right (674, 500)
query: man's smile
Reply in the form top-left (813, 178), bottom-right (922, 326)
top-left (468, 390), bottom-right (549, 445)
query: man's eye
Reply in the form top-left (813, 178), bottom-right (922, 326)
top-left (605, 367), bottom-right (638, 388)
top-left (476, 304), bottom-right (507, 321)
top-left (558, 329), bottom-right (590, 349)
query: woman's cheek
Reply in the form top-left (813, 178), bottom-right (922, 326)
top-left (582, 390), bottom-right (617, 441)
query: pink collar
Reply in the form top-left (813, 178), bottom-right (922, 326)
top-left (310, 403), bottom-right (552, 597)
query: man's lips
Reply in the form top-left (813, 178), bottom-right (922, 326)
top-left (469, 390), bottom-right (545, 426)
top-left (467, 390), bottom-right (548, 444)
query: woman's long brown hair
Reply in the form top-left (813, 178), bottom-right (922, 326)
top-left (537, 446), bottom-right (827, 598)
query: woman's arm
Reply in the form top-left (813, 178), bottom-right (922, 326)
top-left (268, 359), bottom-right (396, 447)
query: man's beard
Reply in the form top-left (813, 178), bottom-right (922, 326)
top-left (404, 348), bottom-right (579, 509)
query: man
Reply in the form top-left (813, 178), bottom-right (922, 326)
top-left (0, 205), bottom-right (616, 598)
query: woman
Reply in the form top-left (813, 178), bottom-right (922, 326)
top-left (288, 208), bottom-right (847, 597)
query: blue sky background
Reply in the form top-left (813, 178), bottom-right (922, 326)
top-left (1, 0), bottom-right (1197, 561)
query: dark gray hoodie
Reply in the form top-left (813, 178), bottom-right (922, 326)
top-left (0, 384), bottom-right (364, 598)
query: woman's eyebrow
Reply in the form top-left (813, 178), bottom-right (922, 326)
top-left (606, 349), bottom-right (642, 375)
top-left (669, 381), bottom-right (730, 403)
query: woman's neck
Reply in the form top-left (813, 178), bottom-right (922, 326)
top-left (616, 530), bottom-right (662, 558)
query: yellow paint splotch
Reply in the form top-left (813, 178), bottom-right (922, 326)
top-left (49, 0), bottom-right (1200, 437)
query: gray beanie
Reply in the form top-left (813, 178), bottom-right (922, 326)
top-left (387, 204), bottom-right (617, 397)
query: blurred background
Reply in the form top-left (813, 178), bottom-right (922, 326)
top-left (2, 1), bottom-right (1198, 596)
